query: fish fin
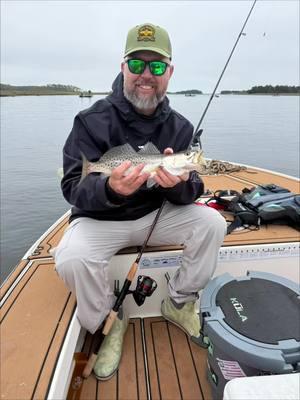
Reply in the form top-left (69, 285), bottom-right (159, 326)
top-left (146, 177), bottom-right (158, 188)
top-left (138, 142), bottom-right (160, 154)
top-left (80, 152), bottom-right (89, 183)
top-left (142, 164), bottom-right (161, 175)
top-left (101, 143), bottom-right (136, 162)
top-left (163, 167), bottom-right (183, 176)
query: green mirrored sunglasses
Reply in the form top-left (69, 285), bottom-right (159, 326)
top-left (126, 59), bottom-right (169, 76)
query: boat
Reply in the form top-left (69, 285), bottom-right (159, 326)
top-left (1, 163), bottom-right (299, 400)
top-left (184, 93), bottom-right (196, 97)
top-left (79, 91), bottom-right (93, 98)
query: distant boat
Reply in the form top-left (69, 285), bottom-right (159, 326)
top-left (79, 91), bottom-right (93, 98)
top-left (184, 93), bottom-right (196, 97)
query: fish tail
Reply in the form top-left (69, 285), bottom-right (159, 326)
top-left (80, 152), bottom-right (89, 183)
top-left (57, 167), bottom-right (64, 179)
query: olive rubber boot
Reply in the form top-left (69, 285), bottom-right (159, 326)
top-left (93, 310), bottom-right (129, 380)
top-left (161, 297), bottom-right (201, 340)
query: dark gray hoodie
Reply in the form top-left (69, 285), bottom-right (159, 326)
top-left (62, 73), bottom-right (204, 222)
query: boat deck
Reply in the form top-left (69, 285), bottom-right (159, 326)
top-left (68, 318), bottom-right (212, 400)
top-left (1, 167), bottom-right (299, 399)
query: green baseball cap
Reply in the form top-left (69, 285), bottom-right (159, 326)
top-left (124, 23), bottom-right (172, 59)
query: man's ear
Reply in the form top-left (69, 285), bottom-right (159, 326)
top-left (169, 64), bottom-right (174, 78)
top-left (121, 62), bottom-right (125, 72)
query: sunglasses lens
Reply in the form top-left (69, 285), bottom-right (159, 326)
top-left (127, 59), bottom-right (168, 76)
top-left (127, 59), bottom-right (145, 74)
top-left (149, 61), bottom-right (167, 76)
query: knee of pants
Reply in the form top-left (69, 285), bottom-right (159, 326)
top-left (208, 210), bottom-right (228, 237)
top-left (55, 253), bottom-right (111, 307)
top-left (54, 244), bottom-right (91, 287)
top-left (54, 235), bottom-right (88, 267)
top-left (195, 207), bottom-right (227, 238)
top-left (55, 254), bottom-right (79, 280)
top-left (54, 256), bottom-right (80, 293)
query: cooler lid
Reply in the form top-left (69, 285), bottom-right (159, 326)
top-left (216, 277), bottom-right (300, 344)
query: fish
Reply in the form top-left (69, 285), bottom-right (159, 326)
top-left (57, 143), bottom-right (248, 183)
top-left (81, 142), bottom-right (207, 187)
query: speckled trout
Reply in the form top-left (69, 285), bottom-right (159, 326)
top-left (81, 142), bottom-right (207, 187)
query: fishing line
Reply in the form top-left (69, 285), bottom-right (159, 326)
top-left (189, 0), bottom-right (257, 150)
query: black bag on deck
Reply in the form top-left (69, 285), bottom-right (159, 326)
top-left (209, 184), bottom-right (300, 234)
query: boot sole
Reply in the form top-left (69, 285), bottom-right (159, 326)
top-left (94, 366), bottom-right (118, 381)
top-left (161, 311), bottom-right (196, 338)
top-left (161, 301), bottom-right (200, 340)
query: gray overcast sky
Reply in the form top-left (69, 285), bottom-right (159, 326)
top-left (1, 0), bottom-right (299, 92)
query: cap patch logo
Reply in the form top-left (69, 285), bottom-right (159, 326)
top-left (137, 25), bottom-right (155, 42)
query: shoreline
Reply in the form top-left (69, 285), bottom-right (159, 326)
top-left (0, 92), bottom-right (109, 97)
top-left (1, 92), bottom-right (299, 97)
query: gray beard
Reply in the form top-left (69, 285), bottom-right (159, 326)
top-left (123, 87), bottom-right (165, 112)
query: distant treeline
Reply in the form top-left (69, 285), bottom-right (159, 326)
top-left (168, 89), bottom-right (203, 95)
top-left (221, 90), bottom-right (248, 94)
top-left (0, 83), bottom-right (82, 96)
top-left (248, 85), bottom-right (299, 94)
top-left (221, 85), bottom-right (300, 95)
top-left (2, 83), bottom-right (299, 97)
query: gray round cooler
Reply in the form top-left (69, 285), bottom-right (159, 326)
top-left (199, 271), bottom-right (300, 399)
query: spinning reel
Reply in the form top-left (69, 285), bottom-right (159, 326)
top-left (114, 275), bottom-right (157, 306)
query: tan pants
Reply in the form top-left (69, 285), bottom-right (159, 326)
top-left (53, 202), bottom-right (227, 333)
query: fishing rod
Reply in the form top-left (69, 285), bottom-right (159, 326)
top-left (82, 199), bottom-right (165, 379)
top-left (189, 0), bottom-right (257, 150)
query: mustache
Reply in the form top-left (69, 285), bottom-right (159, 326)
top-left (135, 80), bottom-right (157, 87)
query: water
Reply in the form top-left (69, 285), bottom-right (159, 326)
top-left (1, 94), bottom-right (299, 282)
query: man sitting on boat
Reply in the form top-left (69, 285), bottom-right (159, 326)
top-left (53, 22), bottom-right (227, 381)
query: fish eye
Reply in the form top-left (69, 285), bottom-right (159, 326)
top-left (185, 151), bottom-right (191, 156)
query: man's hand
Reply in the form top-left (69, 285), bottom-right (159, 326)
top-left (108, 161), bottom-right (149, 196)
top-left (154, 148), bottom-right (189, 188)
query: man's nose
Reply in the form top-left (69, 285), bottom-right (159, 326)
top-left (140, 64), bottom-right (152, 78)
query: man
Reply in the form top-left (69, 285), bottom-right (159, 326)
top-left (54, 23), bottom-right (226, 380)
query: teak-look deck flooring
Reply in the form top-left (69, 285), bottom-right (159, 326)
top-left (67, 318), bottom-right (212, 400)
top-left (1, 168), bottom-right (299, 400)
